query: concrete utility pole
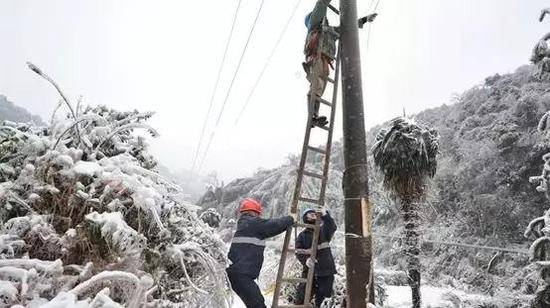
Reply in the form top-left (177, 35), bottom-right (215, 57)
top-left (339, 0), bottom-right (375, 306)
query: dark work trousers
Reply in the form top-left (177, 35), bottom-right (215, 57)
top-left (295, 272), bottom-right (334, 308)
top-left (228, 271), bottom-right (266, 308)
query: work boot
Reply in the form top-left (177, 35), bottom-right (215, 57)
top-left (312, 116), bottom-right (328, 128)
top-left (310, 117), bottom-right (317, 128)
top-left (311, 114), bottom-right (319, 128)
top-left (316, 116), bottom-right (328, 127)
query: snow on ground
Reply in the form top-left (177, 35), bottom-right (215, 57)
top-left (386, 285), bottom-right (453, 307)
top-left (230, 285), bottom-right (487, 307)
top-left (386, 285), bottom-right (490, 307)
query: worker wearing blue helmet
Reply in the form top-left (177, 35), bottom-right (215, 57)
top-left (303, 0), bottom-right (335, 128)
top-left (303, 0), bottom-right (377, 128)
top-left (294, 207), bottom-right (337, 307)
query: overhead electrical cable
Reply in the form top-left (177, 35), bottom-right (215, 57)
top-left (234, 0), bottom-right (302, 124)
top-left (366, 0), bottom-right (382, 51)
top-left (197, 0), bottom-right (266, 172)
top-left (372, 0), bottom-right (382, 11)
top-left (190, 0), bottom-right (243, 172)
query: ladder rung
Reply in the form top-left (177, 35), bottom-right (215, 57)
top-left (295, 222), bottom-right (316, 229)
top-left (303, 170), bottom-right (325, 180)
top-left (307, 146), bottom-right (326, 155)
top-left (287, 248), bottom-right (312, 255)
top-left (323, 75), bottom-right (335, 83)
top-left (316, 124), bottom-right (330, 131)
top-left (297, 197), bottom-right (321, 204)
top-left (316, 97), bottom-right (333, 107)
top-left (283, 277), bottom-right (308, 284)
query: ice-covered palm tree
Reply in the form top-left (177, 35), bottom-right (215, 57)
top-left (372, 117), bottom-right (439, 308)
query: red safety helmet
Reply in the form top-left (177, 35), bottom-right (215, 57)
top-left (239, 198), bottom-right (262, 214)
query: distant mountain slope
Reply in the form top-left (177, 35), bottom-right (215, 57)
top-left (0, 95), bottom-right (43, 124)
top-left (157, 164), bottom-right (218, 202)
top-left (198, 156), bottom-right (345, 221)
top-left (413, 65), bottom-right (548, 242)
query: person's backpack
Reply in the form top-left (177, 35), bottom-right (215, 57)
top-left (304, 23), bottom-right (339, 60)
top-left (320, 24), bottom-right (339, 60)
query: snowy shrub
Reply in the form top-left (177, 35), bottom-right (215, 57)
top-left (199, 207), bottom-right (221, 228)
top-left (0, 63), bottom-right (231, 307)
top-left (514, 96), bottom-right (541, 128)
top-left (525, 75), bottom-right (550, 307)
top-left (85, 211), bottom-right (147, 256)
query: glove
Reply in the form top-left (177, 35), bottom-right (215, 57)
top-left (358, 13), bottom-right (378, 29)
top-left (290, 212), bottom-right (298, 222)
top-left (366, 13), bottom-right (378, 22)
top-left (306, 257), bottom-right (316, 269)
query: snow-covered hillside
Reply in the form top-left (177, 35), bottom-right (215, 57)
top-left (0, 95), bottom-right (42, 125)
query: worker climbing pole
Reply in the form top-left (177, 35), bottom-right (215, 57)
top-left (271, 0), bottom-right (378, 307)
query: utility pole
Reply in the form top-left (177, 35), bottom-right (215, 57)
top-left (339, 0), bottom-right (375, 306)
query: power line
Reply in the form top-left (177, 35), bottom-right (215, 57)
top-left (375, 233), bottom-right (529, 255)
top-left (213, 0), bottom-right (266, 127)
top-left (197, 0), bottom-right (266, 172)
top-left (234, 0), bottom-right (302, 124)
top-left (190, 0), bottom-right (243, 172)
top-left (372, 0), bottom-right (382, 12)
top-left (367, 0), bottom-right (376, 12)
top-left (366, 0), bottom-right (382, 51)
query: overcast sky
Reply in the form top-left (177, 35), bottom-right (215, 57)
top-left (0, 0), bottom-right (547, 181)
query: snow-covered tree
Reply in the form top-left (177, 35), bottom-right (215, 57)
top-left (531, 8), bottom-right (550, 80)
top-left (0, 63), bottom-right (231, 307)
top-left (525, 111), bottom-right (550, 308)
top-left (372, 117), bottom-right (439, 308)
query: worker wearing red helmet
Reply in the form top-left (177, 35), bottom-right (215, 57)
top-left (227, 198), bottom-right (296, 308)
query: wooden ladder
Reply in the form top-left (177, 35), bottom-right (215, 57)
top-left (271, 29), bottom-right (341, 308)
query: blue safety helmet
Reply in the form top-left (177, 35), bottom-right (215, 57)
top-left (304, 13), bottom-right (311, 29)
